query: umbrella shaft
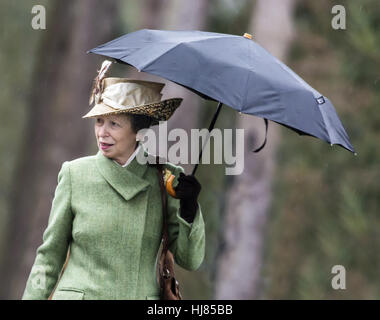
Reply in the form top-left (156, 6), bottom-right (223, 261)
top-left (191, 102), bottom-right (223, 176)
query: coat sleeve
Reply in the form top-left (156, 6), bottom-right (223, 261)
top-left (165, 164), bottom-right (206, 271)
top-left (22, 161), bottom-right (73, 300)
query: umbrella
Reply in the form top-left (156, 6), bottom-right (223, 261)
top-left (88, 29), bottom-right (356, 175)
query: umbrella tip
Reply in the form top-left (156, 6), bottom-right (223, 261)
top-left (354, 152), bottom-right (358, 156)
top-left (243, 33), bottom-right (252, 39)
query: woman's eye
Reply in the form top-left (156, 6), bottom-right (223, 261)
top-left (111, 121), bottom-right (118, 126)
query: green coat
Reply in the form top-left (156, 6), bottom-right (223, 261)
top-left (22, 143), bottom-right (205, 300)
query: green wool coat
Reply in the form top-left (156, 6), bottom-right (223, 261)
top-left (22, 143), bottom-right (205, 300)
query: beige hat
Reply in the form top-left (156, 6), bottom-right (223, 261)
top-left (82, 60), bottom-right (182, 126)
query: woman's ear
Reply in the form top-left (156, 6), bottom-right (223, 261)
top-left (136, 128), bottom-right (148, 141)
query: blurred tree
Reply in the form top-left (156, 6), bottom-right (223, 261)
top-left (0, 0), bottom-right (46, 284)
top-left (0, 0), bottom-right (120, 299)
top-left (214, 0), bottom-right (296, 299)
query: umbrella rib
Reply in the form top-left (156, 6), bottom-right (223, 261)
top-left (317, 104), bottom-right (333, 145)
top-left (241, 38), bottom-right (252, 111)
top-left (131, 35), bottom-right (240, 71)
top-left (131, 42), bottom-right (183, 70)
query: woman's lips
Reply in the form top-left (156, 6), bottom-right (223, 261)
top-left (100, 142), bottom-right (114, 150)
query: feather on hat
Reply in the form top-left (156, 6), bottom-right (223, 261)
top-left (89, 60), bottom-right (113, 105)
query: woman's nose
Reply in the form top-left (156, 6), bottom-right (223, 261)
top-left (98, 124), bottom-right (109, 137)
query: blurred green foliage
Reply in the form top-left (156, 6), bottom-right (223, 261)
top-left (263, 0), bottom-right (380, 299)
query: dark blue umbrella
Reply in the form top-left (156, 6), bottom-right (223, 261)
top-left (88, 29), bottom-right (356, 173)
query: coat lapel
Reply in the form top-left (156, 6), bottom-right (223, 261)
top-left (95, 143), bottom-right (151, 201)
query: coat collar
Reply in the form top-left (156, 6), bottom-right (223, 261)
top-left (95, 142), bottom-right (151, 201)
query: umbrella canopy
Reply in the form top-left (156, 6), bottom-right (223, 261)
top-left (88, 29), bottom-right (355, 154)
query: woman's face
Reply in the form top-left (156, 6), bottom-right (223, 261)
top-left (94, 114), bottom-right (137, 164)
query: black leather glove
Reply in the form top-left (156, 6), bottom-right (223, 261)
top-left (174, 172), bottom-right (201, 223)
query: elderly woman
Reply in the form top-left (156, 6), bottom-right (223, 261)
top-left (22, 63), bottom-right (205, 300)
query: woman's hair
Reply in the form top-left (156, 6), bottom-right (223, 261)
top-left (125, 113), bottom-right (153, 134)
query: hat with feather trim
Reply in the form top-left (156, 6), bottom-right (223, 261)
top-left (82, 60), bottom-right (182, 125)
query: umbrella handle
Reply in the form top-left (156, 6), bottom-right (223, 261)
top-left (191, 101), bottom-right (224, 176)
top-left (166, 174), bottom-right (177, 198)
top-left (166, 101), bottom-right (224, 198)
